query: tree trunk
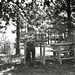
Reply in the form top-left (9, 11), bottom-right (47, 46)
top-left (16, 20), bottom-right (20, 55)
top-left (66, 0), bottom-right (71, 36)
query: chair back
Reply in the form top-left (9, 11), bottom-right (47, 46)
top-left (34, 33), bottom-right (47, 46)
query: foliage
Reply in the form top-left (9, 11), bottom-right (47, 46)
top-left (0, 39), bottom-right (11, 54)
top-left (0, 0), bottom-right (75, 32)
top-left (0, 0), bottom-right (75, 55)
top-left (49, 0), bottom-right (75, 29)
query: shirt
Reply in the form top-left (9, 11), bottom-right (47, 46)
top-left (24, 32), bottom-right (35, 46)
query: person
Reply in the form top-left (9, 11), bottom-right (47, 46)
top-left (25, 27), bottom-right (37, 67)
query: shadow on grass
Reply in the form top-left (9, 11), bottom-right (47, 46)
top-left (1, 59), bottom-right (74, 75)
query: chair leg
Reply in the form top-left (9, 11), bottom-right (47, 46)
top-left (53, 51), bottom-right (57, 60)
top-left (57, 51), bottom-right (62, 64)
top-left (53, 51), bottom-right (56, 57)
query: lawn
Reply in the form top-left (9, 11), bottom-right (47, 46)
top-left (0, 46), bottom-right (75, 75)
top-left (0, 59), bottom-right (75, 75)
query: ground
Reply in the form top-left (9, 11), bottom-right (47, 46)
top-left (0, 59), bottom-right (75, 75)
top-left (0, 47), bottom-right (75, 75)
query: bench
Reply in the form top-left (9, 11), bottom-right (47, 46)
top-left (50, 42), bottom-right (74, 64)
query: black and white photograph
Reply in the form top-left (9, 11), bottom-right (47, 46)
top-left (0, 0), bottom-right (75, 75)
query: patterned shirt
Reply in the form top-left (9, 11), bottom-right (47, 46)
top-left (24, 32), bottom-right (35, 46)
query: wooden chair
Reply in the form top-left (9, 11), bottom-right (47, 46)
top-left (34, 33), bottom-right (47, 46)
top-left (34, 33), bottom-right (47, 65)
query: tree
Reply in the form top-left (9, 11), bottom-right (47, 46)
top-left (1, 0), bottom-right (75, 55)
top-left (47, 0), bottom-right (75, 35)
top-left (2, 1), bottom-right (21, 54)
top-left (1, 0), bottom-right (37, 55)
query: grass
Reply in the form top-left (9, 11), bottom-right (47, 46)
top-left (1, 59), bottom-right (75, 75)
